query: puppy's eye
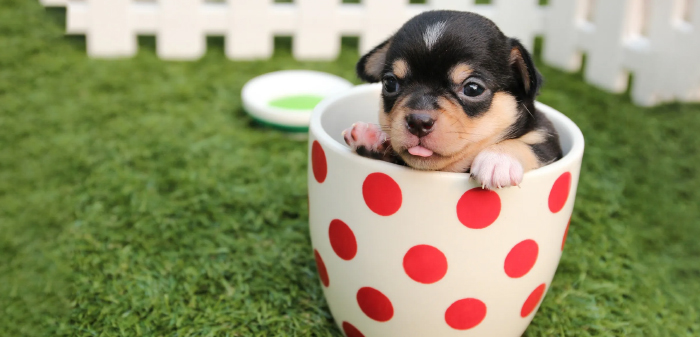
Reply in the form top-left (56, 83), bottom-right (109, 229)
top-left (463, 82), bottom-right (485, 97)
top-left (382, 75), bottom-right (399, 94)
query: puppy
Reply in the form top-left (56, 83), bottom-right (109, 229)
top-left (343, 10), bottom-right (562, 189)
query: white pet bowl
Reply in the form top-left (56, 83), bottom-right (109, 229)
top-left (307, 84), bottom-right (584, 336)
top-left (241, 70), bottom-right (353, 132)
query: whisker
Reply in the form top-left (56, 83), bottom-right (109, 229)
top-left (521, 102), bottom-right (534, 118)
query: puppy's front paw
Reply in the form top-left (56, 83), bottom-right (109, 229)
top-left (470, 150), bottom-right (524, 189)
top-left (342, 122), bottom-right (389, 158)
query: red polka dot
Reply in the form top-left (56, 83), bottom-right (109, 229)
top-left (342, 321), bottom-right (365, 337)
top-left (356, 287), bottom-right (394, 322)
top-left (362, 173), bottom-right (402, 216)
top-left (521, 283), bottom-right (546, 317)
top-left (403, 245), bottom-right (448, 284)
top-left (314, 250), bottom-right (329, 287)
top-left (562, 217), bottom-right (571, 251)
top-left (312, 141), bottom-right (327, 183)
top-left (445, 298), bottom-right (487, 330)
top-left (329, 219), bottom-right (357, 260)
top-left (504, 239), bottom-right (539, 278)
top-left (456, 188), bottom-right (501, 229)
top-left (549, 172), bottom-right (571, 213)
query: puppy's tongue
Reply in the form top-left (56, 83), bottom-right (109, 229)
top-left (408, 146), bottom-right (434, 157)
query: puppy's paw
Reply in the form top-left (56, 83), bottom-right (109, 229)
top-left (470, 150), bottom-right (524, 189)
top-left (343, 122), bottom-right (389, 158)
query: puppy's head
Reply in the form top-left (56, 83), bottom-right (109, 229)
top-left (357, 11), bottom-right (541, 170)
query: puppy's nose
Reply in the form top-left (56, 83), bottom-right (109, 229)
top-left (405, 113), bottom-right (435, 137)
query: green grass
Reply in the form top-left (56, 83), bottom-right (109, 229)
top-left (1, 1), bottom-right (699, 336)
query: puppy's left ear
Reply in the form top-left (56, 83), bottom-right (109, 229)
top-left (356, 38), bottom-right (392, 83)
top-left (509, 38), bottom-right (542, 100)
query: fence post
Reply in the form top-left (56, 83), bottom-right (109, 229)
top-left (492, 0), bottom-right (542, 52)
top-left (429, 0), bottom-right (474, 12)
top-left (627, 0), bottom-right (700, 105)
top-left (544, 0), bottom-right (632, 93)
top-left (226, 0), bottom-right (273, 60)
top-left (544, 0), bottom-right (586, 71)
top-left (86, 0), bottom-right (135, 58)
top-left (158, 0), bottom-right (205, 60)
top-left (361, 0), bottom-right (409, 54)
top-left (295, 0), bottom-right (340, 60)
top-left (40, 0), bottom-right (67, 7)
top-left (582, 0), bottom-right (631, 93)
top-left (687, 0), bottom-right (700, 101)
top-left (663, 0), bottom-right (700, 103)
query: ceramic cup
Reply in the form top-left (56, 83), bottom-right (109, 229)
top-left (307, 84), bottom-right (584, 337)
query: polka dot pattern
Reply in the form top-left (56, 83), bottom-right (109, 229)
top-left (504, 240), bottom-right (539, 278)
top-left (329, 219), bottom-right (357, 261)
top-left (342, 322), bottom-right (365, 337)
top-left (311, 141), bottom-right (327, 183)
top-left (456, 188), bottom-right (501, 229)
top-left (357, 287), bottom-right (394, 322)
top-left (521, 283), bottom-right (546, 318)
top-left (307, 93), bottom-right (581, 336)
top-left (445, 298), bottom-right (487, 330)
top-left (403, 245), bottom-right (448, 284)
top-left (362, 173), bottom-right (402, 216)
top-left (549, 172), bottom-right (571, 213)
top-left (313, 250), bottom-right (329, 287)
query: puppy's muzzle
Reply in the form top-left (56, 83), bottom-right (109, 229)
top-left (405, 113), bottom-right (436, 138)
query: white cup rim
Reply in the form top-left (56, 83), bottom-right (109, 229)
top-left (309, 83), bottom-right (585, 181)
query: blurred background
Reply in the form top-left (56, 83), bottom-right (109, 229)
top-left (1, 0), bottom-right (699, 336)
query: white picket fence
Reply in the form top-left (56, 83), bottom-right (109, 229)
top-left (545, 0), bottom-right (700, 106)
top-left (40, 0), bottom-right (700, 106)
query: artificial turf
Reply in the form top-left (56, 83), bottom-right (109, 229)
top-left (1, 1), bottom-right (699, 336)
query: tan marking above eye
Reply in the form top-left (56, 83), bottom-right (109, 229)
top-left (392, 59), bottom-right (409, 79)
top-left (449, 63), bottom-right (474, 85)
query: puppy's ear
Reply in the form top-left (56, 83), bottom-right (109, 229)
top-left (356, 38), bottom-right (392, 83)
top-left (509, 38), bottom-right (542, 100)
